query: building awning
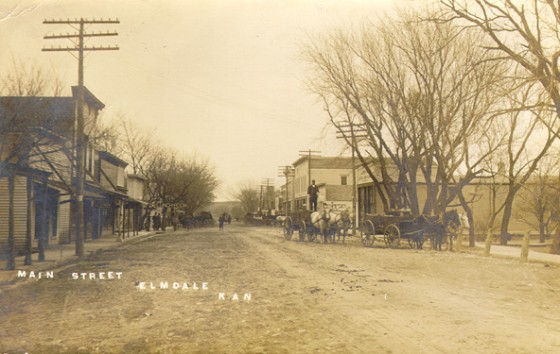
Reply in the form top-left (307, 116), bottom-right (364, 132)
top-left (125, 197), bottom-right (148, 206)
top-left (84, 190), bottom-right (106, 200)
top-left (105, 189), bottom-right (130, 200)
top-left (0, 162), bottom-right (52, 178)
top-left (102, 188), bottom-right (147, 206)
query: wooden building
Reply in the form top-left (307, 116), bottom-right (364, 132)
top-left (0, 87), bottom-right (145, 267)
top-left (286, 156), bottom-right (354, 211)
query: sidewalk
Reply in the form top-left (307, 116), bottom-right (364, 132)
top-left (474, 241), bottom-right (560, 265)
top-left (0, 229), bottom-right (164, 285)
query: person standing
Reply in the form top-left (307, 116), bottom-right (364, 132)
top-left (307, 180), bottom-right (319, 212)
top-left (219, 213), bottom-right (225, 231)
top-left (152, 212), bottom-right (159, 231)
top-left (171, 213), bottom-right (178, 231)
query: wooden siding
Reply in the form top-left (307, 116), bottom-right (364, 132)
top-left (325, 185), bottom-right (353, 202)
top-left (100, 160), bottom-right (118, 190)
top-left (58, 201), bottom-right (71, 244)
top-left (0, 176), bottom-right (31, 256)
top-left (28, 143), bottom-right (72, 187)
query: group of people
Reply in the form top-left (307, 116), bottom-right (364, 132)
top-left (151, 212), bottom-right (162, 231)
top-left (142, 181), bottom-right (321, 234)
top-left (145, 212), bottom-right (179, 232)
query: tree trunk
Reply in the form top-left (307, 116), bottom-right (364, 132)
top-left (457, 192), bottom-right (476, 247)
top-left (499, 192), bottom-right (516, 245)
top-left (484, 229), bottom-right (494, 257)
top-left (539, 221), bottom-right (546, 244)
top-left (406, 163), bottom-right (420, 215)
top-left (550, 227), bottom-right (560, 255)
top-left (422, 181), bottom-right (437, 216)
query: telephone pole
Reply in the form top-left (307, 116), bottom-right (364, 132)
top-left (43, 18), bottom-right (119, 258)
top-left (335, 122), bottom-right (367, 235)
top-left (255, 185), bottom-right (265, 212)
top-left (261, 178), bottom-right (274, 211)
top-left (278, 166), bottom-right (294, 213)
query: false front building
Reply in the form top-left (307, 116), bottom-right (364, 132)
top-left (282, 156), bottom-right (355, 212)
top-left (0, 87), bottom-right (145, 267)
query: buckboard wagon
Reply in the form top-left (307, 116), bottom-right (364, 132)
top-left (360, 210), bottom-right (425, 249)
top-left (359, 209), bottom-right (461, 249)
top-left (283, 209), bottom-right (329, 242)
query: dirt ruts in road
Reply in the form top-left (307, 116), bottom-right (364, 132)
top-left (241, 225), bottom-right (560, 354)
top-left (0, 225), bottom-right (559, 353)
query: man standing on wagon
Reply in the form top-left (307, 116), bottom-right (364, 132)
top-left (307, 180), bottom-right (319, 212)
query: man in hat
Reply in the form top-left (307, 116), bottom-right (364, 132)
top-left (307, 180), bottom-right (319, 212)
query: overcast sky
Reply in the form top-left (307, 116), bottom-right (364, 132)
top-left (0, 0), bottom-right (411, 201)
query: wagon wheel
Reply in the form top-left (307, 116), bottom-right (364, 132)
top-left (306, 222), bottom-right (317, 242)
top-left (384, 224), bottom-right (401, 248)
top-left (298, 220), bottom-right (307, 242)
top-left (283, 216), bottom-right (293, 241)
top-left (407, 231), bottom-right (424, 249)
top-left (360, 220), bottom-right (375, 247)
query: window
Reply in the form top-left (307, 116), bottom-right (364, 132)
top-left (117, 167), bottom-right (125, 187)
top-left (341, 176), bottom-right (348, 186)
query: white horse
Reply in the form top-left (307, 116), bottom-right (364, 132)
top-left (327, 208), bottom-right (352, 243)
top-left (310, 209), bottom-right (331, 243)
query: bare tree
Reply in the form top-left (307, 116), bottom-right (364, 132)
top-left (111, 114), bottom-right (156, 175)
top-left (143, 148), bottom-right (218, 218)
top-left (439, 1), bottom-right (560, 116)
top-left (234, 180), bottom-right (260, 214)
top-left (303, 9), bottom-right (506, 223)
top-left (516, 158), bottom-right (560, 244)
top-left (438, 0), bottom-right (560, 136)
top-left (490, 87), bottom-right (558, 244)
top-left (1, 59), bottom-right (64, 97)
top-left (92, 114), bottom-right (218, 227)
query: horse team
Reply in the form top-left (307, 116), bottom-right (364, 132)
top-left (286, 207), bottom-right (462, 250)
top-left (308, 208), bottom-right (352, 244)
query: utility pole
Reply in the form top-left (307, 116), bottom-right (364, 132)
top-left (261, 178), bottom-right (274, 212)
top-left (335, 122), bottom-right (367, 235)
top-left (299, 149), bottom-right (321, 210)
top-left (255, 185), bottom-right (264, 212)
top-left (43, 18), bottom-right (119, 258)
top-left (278, 166), bottom-right (294, 214)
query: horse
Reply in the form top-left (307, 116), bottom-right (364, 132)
top-left (276, 215), bottom-right (287, 227)
top-left (310, 209), bottom-right (331, 243)
top-left (416, 209), bottom-right (461, 251)
top-left (327, 208), bottom-right (352, 243)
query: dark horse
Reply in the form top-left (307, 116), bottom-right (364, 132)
top-left (415, 209), bottom-right (461, 251)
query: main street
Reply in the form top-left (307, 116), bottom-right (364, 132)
top-left (1, 224), bottom-right (559, 353)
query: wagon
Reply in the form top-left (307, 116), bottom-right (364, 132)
top-left (360, 210), bottom-right (425, 249)
top-left (283, 209), bottom-right (322, 242)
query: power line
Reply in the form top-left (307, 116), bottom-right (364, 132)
top-left (43, 18), bottom-right (119, 259)
top-left (278, 165), bottom-right (294, 213)
top-left (334, 122), bottom-right (367, 235)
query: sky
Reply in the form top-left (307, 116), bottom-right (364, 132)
top-left (0, 0), bottom-right (410, 201)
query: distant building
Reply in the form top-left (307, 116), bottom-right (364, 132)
top-left (355, 159), bottom-right (548, 235)
top-left (284, 156), bottom-right (354, 212)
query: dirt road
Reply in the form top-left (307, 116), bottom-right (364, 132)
top-left (0, 224), bottom-right (559, 353)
